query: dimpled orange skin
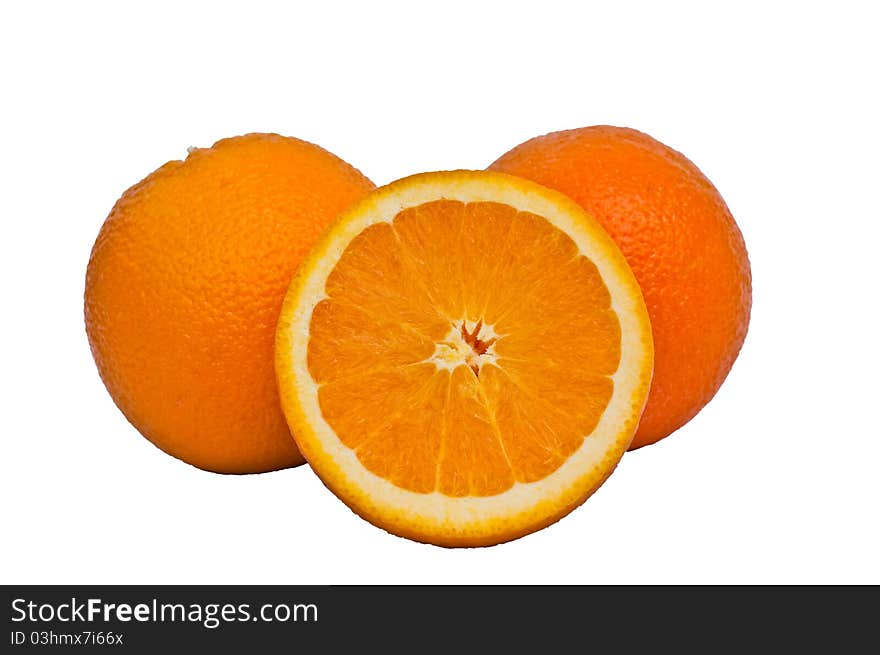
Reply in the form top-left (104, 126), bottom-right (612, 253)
top-left (490, 126), bottom-right (751, 449)
top-left (85, 133), bottom-right (375, 473)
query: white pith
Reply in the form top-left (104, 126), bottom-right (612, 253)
top-left (428, 320), bottom-right (499, 373)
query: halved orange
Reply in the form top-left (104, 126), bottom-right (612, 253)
top-left (276, 171), bottom-right (653, 547)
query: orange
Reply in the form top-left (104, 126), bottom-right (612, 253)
top-left (490, 126), bottom-right (751, 449)
top-left (276, 171), bottom-right (653, 546)
top-left (85, 133), bottom-right (375, 473)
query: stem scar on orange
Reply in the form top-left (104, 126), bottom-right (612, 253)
top-left (85, 133), bottom-right (375, 473)
top-left (490, 126), bottom-right (751, 449)
top-left (275, 171), bottom-right (654, 546)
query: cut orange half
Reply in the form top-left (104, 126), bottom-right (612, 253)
top-left (276, 171), bottom-right (653, 547)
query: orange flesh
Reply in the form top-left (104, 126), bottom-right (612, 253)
top-left (307, 200), bottom-right (621, 497)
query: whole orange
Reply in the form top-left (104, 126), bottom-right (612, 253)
top-left (85, 133), bottom-right (375, 472)
top-left (490, 126), bottom-right (751, 449)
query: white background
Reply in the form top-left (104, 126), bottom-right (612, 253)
top-left (2, 1), bottom-right (878, 584)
